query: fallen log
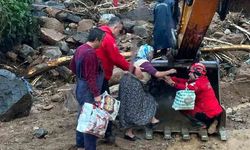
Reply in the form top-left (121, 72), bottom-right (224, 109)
top-left (201, 45), bottom-right (250, 52)
top-left (26, 56), bottom-right (72, 78)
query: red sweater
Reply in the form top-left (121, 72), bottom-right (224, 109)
top-left (96, 25), bottom-right (130, 80)
top-left (172, 76), bottom-right (223, 118)
top-left (70, 44), bottom-right (100, 97)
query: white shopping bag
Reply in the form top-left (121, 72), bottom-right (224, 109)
top-left (76, 103), bottom-right (110, 137)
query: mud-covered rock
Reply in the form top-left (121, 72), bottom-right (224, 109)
top-left (19, 44), bottom-right (36, 59)
top-left (39, 17), bottom-right (64, 33)
top-left (0, 69), bottom-right (33, 122)
top-left (77, 19), bottom-right (94, 32)
top-left (41, 28), bottom-right (66, 44)
top-left (72, 32), bottom-right (89, 44)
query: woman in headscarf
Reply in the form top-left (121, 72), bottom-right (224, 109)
top-left (119, 44), bottom-right (176, 141)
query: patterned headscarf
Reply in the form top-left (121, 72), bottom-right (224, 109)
top-left (135, 44), bottom-right (154, 61)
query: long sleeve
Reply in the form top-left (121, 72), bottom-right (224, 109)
top-left (104, 41), bottom-right (130, 71)
top-left (83, 51), bottom-right (100, 97)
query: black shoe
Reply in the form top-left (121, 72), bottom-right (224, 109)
top-left (104, 135), bottom-right (116, 144)
top-left (124, 135), bottom-right (141, 141)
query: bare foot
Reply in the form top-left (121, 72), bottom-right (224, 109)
top-left (151, 117), bottom-right (160, 124)
top-left (208, 120), bottom-right (218, 134)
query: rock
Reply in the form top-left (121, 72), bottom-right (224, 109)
top-left (64, 27), bottom-right (76, 36)
top-left (226, 108), bottom-right (233, 114)
top-left (66, 37), bottom-right (76, 43)
top-left (122, 18), bottom-right (136, 33)
top-left (220, 33), bottom-right (245, 44)
top-left (68, 23), bottom-right (78, 29)
top-left (49, 69), bottom-right (60, 77)
top-left (50, 93), bottom-right (62, 102)
top-left (59, 84), bottom-right (78, 112)
top-left (213, 32), bottom-right (225, 39)
top-left (45, 7), bottom-right (61, 17)
top-left (40, 16), bottom-right (64, 33)
top-left (45, 0), bottom-right (65, 9)
top-left (6, 51), bottom-right (17, 61)
top-left (41, 28), bottom-right (66, 45)
top-left (77, 19), bottom-right (94, 32)
top-left (56, 12), bottom-right (81, 23)
top-left (0, 69), bottom-right (33, 122)
top-left (42, 104), bottom-right (54, 110)
top-left (72, 32), bottom-right (89, 44)
top-left (42, 46), bottom-right (62, 59)
top-left (241, 23), bottom-right (250, 32)
top-left (55, 66), bottom-right (72, 80)
top-left (224, 29), bottom-right (232, 35)
top-left (67, 49), bottom-right (76, 56)
top-left (236, 63), bottom-right (250, 79)
top-left (121, 6), bottom-right (153, 22)
top-left (57, 41), bottom-right (70, 54)
top-left (132, 25), bottom-right (149, 38)
top-left (19, 44), bottom-right (35, 58)
top-left (33, 128), bottom-right (48, 139)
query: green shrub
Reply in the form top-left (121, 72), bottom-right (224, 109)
top-left (0, 0), bottom-right (36, 51)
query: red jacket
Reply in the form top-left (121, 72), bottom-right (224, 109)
top-left (172, 76), bottom-right (223, 118)
top-left (96, 25), bottom-right (130, 80)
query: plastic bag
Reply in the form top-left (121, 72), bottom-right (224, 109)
top-left (172, 87), bottom-right (196, 110)
top-left (97, 91), bottom-right (120, 121)
top-left (76, 103), bottom-right (110, 137)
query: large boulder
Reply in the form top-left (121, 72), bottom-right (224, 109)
top-left (39, 16), bottom-right (64, 33)
top-left (40, 28), bottom-right (66, 45)
top-left (0, 69), bottom-right (33, 122)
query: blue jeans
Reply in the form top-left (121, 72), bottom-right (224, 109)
top-left (76, 131), bottom-right (97, 150)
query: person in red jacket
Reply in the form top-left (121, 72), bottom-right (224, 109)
top-left (96, 16), bottom-right (142, 143)
top-left (165, 63), bottom-right (223, 134)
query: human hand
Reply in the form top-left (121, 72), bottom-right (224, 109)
top-left (164, 76), bottom-right (175, 87)
top-left (94, 95), bottom-right (101, 102)
top-left (168, 69), bottom-right (177, 74)
top-left (134, 66), bottom-right (143, 79)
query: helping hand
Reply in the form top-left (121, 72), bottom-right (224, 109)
top-left (134, 66), bottom-right (144, 79)
top-left (164, 76), bottom-right (175, 87)
top-left (168, 69), bottom-right (177, 74)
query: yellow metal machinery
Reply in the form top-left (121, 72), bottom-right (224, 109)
top-left (150, 0), bottom-right (228, 141)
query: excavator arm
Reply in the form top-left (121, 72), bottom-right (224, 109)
top-left (176, 0), bottom-right (219, 59)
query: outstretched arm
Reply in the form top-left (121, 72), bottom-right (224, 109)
top-left (155, 68), bottom-right (177, 78)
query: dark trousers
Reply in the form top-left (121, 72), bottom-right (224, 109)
top-left (102, 79), bottom-right (113, 138)
top-left (76, 131), bottom-right (97, 150)
top-left (194, 113), bottom-right (220, 127)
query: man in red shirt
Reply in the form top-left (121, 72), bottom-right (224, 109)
top-left (165, 63), bottom-right (223, 134)
top-left (96, 16), bottom-right (142, 143)
top-left (70, 28), bottom-right (105, 150)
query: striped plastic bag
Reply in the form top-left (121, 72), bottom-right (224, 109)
top-left (172, 85), bottom-right (196, 110)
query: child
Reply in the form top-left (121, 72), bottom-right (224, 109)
top-left (165, 62), bottom-right (222, 134)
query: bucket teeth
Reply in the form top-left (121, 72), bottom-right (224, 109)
top-left (219, 127), bottom-right (227, 141)
top-left (181, 128), bottom-right (190, 140)
top-left (145, 127), bottom-right (153, 140)
top-left (164, 127), bottom-right (172, 140)
top-left (199, 129), bottom-right (209, 141)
